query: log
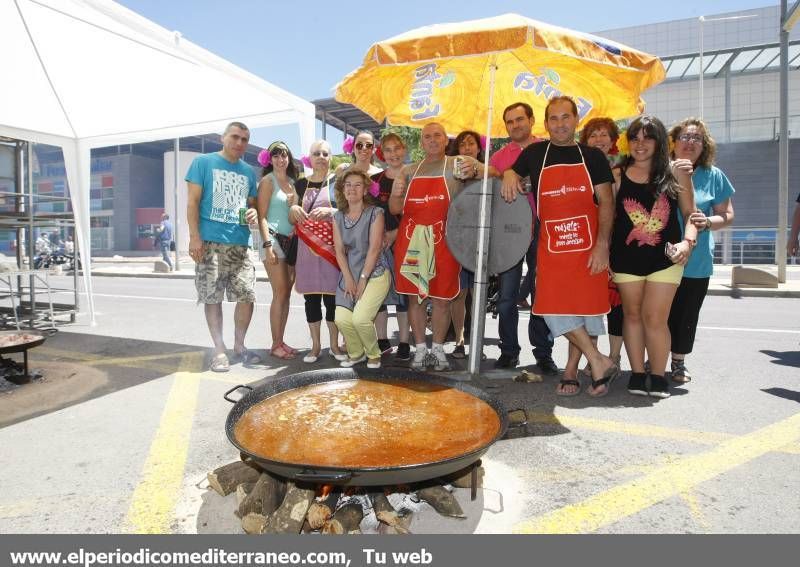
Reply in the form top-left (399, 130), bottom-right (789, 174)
top-left (306, 491), bottom-right (340, 530)
top-left (237, 472), bottom-right (286, 519)
top-left (442, 465), bottom-right (485, 489)
top-left (235, 482), bottom-right (254, 509)
top-left (370, 492), bottom-right (410, 534)
top-left (241, 512), bottom-right (267, 535)
top-left (377, 512), bottom-right (413, 535)
top-left (322, 503), bottom-right (363, 534)
top-left (207, 461), bottom-right (261, 496)
top-left (262, 482), bottom-right (315, 534)
top-left (416, 486), bottom-right (465, 518)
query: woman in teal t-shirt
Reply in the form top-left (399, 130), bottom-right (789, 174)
top-left (257, 141), bottom-right (301, 360)
top-left (667, 119), bottom-right (735, 384)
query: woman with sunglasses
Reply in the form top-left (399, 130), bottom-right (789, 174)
top-left (372, 133), bottom-right (411, 360)
top-left (290, 140), bottom-right (347, 363)
top-left (257, 141), bottom-right (300, 360)
top-left (335, 130), bottom-right (383, 177)
top-left (667, 118), bottom-right (735, 384)
top-left (610, 116), bottom-right (698, 399)
top-left (333, 169), bottom-right (392, 369)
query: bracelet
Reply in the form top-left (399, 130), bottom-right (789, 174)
top-left (262, 241), bottom-right (272, 248)
top-left (705, 217), bottom-right (712, 231)
top-left (360, 273), bottom-right (368, 279)
top-left (684, 237), bottom-right (697, 248)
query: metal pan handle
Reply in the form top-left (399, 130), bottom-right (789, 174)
top-left (294, 470), bottom-right (353, 483)
top-left (506, 408), bottom-right (528, 429)
top-left (223, 385), bottom-right (253, 403)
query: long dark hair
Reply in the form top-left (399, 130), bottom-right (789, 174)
top-left (262, 141), bottom-right (299, 180)
top-left (449, 130), bottom-right (485, 162)
top-left (624, 115), bottom-right (681, 199)
top-left (350, 131), bottom-right (376, 165)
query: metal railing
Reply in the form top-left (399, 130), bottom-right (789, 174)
top-left (702, 115), bottom-right (800, 143)
top-left (712, 227), bottom-right (797, 265)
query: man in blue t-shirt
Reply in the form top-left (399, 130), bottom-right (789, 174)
top-left (154, 213), bottom-right (173, 270)
top-left (185, 121), bottom-right (261, 372)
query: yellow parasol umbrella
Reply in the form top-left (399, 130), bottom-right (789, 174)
top-left (335, 13), bottom-right (665, 138)
top-left (335, 14), bottom-right (665, 376)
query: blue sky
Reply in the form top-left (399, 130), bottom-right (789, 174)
top-left (117, 0), bottom-right (775, 150)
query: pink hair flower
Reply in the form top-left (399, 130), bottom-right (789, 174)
top-left (300, 155), bottom-right (312, 168)
top-left (257, 148), bottom-right (271, 167)
top-left (369, 181), bottom-right (381, 198)
top-left (342, 136), bottom-right (355, 154)
top-left (479, 135), bottom-right (487, 151)
top-left (374, 146), bottom-right (385, 162)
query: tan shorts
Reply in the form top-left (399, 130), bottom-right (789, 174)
top-left (195, 242), bottom-right (256, 304)
top-left (613, 263), bottom-right (684, 285)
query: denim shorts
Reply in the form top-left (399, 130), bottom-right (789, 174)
top-left (542, 314), bottom-right (606, 338)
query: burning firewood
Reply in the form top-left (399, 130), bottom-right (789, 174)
top-left (237, 472), bottom-right (286, 520)
top-left (306, 490), bottom-right (340, 530)
top-left (262, 482), bottom-right (315, 534)
top-left (416, 485), bottom-right (465, 518)
top-left (322, 503), bottom-right (363, 534)
top-left (207, 461), bottom-right (261, 496)
top-left (370, 492), bottom-right (411, 534)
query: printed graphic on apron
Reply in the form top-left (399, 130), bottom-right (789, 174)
top-left (544, 214), bottom-right (593, 253)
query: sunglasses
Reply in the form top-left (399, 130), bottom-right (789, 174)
top-left (311, 151), bottom-right (330, 158)
top-left (270, 148), bottom-right (288, 157)
top-left (678, 134), bottom-right (703, 144)
top-left (355, 142), bottom-right (374, 150)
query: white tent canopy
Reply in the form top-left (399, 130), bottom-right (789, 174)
top-left (0, 0), bottom-right (316, 323)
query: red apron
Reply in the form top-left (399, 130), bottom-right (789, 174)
top-left (394, 159), bottom-right (460, 300)
top-left (533, 143), bottom-right (609, 316)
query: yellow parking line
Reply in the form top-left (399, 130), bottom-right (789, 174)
top-left (125, 353), bottom-right (203, 533)
top-left (527, 412), bottom-right (800, 455)
top-left (515, 412), bottom-right (800, 533)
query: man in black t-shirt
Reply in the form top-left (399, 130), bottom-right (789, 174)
top-left (501, 96), bottom-right (619, 398)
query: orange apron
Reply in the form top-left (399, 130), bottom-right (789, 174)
top-left (533, 143), bottom-right (609, 316)
top-left (394, 159), bottom-right (460, 300)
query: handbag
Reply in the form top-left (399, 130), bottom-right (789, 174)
top-left (270, 230), bottom-right (298, 266)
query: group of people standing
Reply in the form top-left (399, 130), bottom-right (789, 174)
top-left (185, 98), bottom-right (735, 399)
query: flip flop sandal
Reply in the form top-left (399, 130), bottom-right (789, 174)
top-left (209, 353), bottom-right (230, 373)
top-left (588, 365), bottom-right (620, 398)
top-left (281, 342), bottom-right (299, 355)
top-left (556, 378), bottom-right (582, 397)
top-left (271, 344), bottom-right (295, 360)
top-left (231, 348), bottom-right (263, 366)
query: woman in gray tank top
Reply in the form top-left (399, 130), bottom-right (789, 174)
top-left (332, 170), bottom-right (391, 369)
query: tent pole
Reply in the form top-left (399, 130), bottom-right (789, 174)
top-left (173, 138), bottom-right (180, 272)
top-left (468, 59), bottom-right (497, 377)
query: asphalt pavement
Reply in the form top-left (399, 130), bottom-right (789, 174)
top-left (0, 274), bottom-right (797, 534)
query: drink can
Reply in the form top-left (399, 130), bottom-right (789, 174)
top-left (238, 207), bottom-right (248, 225)
top-left (453, 156), bottom-right (465, 180)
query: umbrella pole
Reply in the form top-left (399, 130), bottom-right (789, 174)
top-left (467, 60), bottom-right (497, 378)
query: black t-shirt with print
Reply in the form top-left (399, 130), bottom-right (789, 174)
top-left (511, 141), bottom-right (614, 202)
top-left (610, 172), bottom-right (683, 276)
top-left (370, 171), bottom-right (400, 232)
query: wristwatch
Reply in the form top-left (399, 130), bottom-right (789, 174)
top-left (705, 217), bottom-right (712, 230)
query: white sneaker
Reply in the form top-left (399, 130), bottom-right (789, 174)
top-left (431, 347), bottom-right (450, 371)
top-left (340, 355), bottom-right (366, 368)
top-left (411, 348), bottom-right (428, 369)
top-left (330, 350), bottom-right (349, 362)
top-left (367, 358), bottom-right (381, 369)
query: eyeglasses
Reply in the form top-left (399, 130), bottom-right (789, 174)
top-left (311, 151), bottom-right (330, 158)
top-left (678, 134), bottom-right (703, 144)
top-left (355, 142), bottom-right (374, 150)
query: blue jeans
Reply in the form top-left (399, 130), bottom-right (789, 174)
top-left (497, 234), bottom-right (553, 361)
top-left (160, 242), bottom-right (173, 270)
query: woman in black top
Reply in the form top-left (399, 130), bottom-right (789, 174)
top-left (610, 116), bottom-right (697, 398)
